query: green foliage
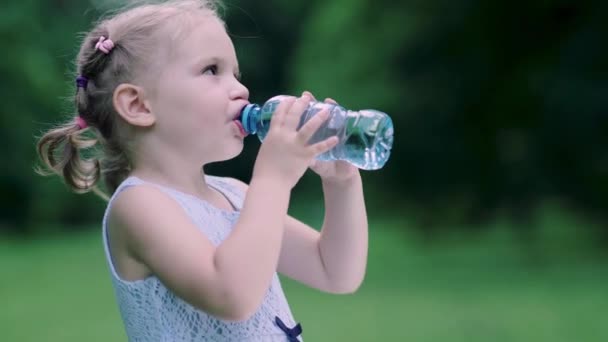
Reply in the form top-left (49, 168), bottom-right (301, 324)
top-left (291, 0), bottom-right (608, 226)
top-left (1, 0), bottom-right (607, 234)
top-left (1, 0), bottom-right (103, 231)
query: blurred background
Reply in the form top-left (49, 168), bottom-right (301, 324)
top-left (1, 0), bottom-right (608, 340)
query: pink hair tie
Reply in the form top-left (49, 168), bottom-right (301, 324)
top-left (95, 36), bottom-right (115, 54)
top-left (75, 116), bottom-right (88, 130)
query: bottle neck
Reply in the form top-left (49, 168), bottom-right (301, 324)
top-left (240, 103), bottom-right (261, 135)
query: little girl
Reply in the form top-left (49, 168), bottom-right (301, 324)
top-left (37, 0), bottom-right (368, 341)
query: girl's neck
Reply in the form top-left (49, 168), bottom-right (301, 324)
top-left (130, 142), bottom-right (214, 198)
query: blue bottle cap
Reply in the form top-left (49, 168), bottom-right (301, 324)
top-left (240, 104), bottom-right (257, 134)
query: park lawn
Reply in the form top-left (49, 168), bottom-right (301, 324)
top-left (1, 219), bottom-right (607, 341)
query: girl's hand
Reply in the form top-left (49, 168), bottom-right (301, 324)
top-left (252, 92), bottom-right (339, 189)
top-left (303, 91), bottom-right (360, 185)
top-left (309, 159), bottom-right (359, 185)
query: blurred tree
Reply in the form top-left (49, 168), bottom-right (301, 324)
top-left (1, 0), bottom-right (105, 233)
top-left (290, 0), bottom-right (608, 230)
top-left (1, 0), bottom-right (607, 237)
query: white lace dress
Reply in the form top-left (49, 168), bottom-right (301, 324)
top-left (102, 176), bottom-right (303, 341)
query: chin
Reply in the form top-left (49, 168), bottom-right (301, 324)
top-left (226, 147), bottom-right (244, 161)
top-left (215, 141), bottom-right (244, 162)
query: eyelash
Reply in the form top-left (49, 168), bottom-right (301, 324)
top-left (202, 64), bottom-right (218, 75)
top-left (202, 64), bottom-right (241, 81)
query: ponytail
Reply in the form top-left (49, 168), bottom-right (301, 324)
top-left (36, 119), bottom-right (108, 200)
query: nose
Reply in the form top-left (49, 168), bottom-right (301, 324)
top-left (230, 79), bottom-right (249, 101)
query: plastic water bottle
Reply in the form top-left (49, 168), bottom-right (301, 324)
top-left (239, 95), bottom-right (394, 170)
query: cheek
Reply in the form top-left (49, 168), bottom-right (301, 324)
top-left (152, 84), bottom-right (225, 131)
top-left (187, 112), bottom-right (224, 138)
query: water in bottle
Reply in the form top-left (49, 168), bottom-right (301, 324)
top-left (238, 95), bottom-right (394, 170)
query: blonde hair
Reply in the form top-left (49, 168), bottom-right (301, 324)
top-left (36, 0), bottom-right (223, 199)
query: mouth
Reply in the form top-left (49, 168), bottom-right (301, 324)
top-left (232, 111), bottom-right (242, 122)
top-left (230, 104), bottom-right (248, 137)
top-left (233, 120), bottom-right (248, 137)
top-left (232, 103), bottom-right (249, 121)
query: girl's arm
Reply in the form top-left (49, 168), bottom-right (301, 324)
top-left (227, 174), bottom-right (368, 294)
top-left (317, 174), bottom-right (368, 293)
top-left (109, 176), bottom-right (291, 322)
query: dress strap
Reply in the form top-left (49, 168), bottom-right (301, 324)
top-left (206, 176), bottom-right (246, 211)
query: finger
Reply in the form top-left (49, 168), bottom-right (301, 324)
top-left (309, 136), bottom-right (339, 156)
top-left (324, 97), bottom-right (338, 105)
top-left (303, 91), bottom-right (317, 102)
top-left (283, 93), bottom-right (312, 131)
top-left (269, 97), bottom-right (296, 132)
top-left (297, 107), bottom-right (330, 142)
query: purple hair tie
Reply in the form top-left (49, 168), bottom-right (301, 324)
top-left (76, 76), bottom-right (88, 90)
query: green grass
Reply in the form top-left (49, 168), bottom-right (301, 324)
top-left (1, 219), bottom-right (607, 341)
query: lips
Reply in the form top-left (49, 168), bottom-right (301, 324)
top-left (230, 103), bottom-right (249, 137)
top-left (232, 110), bottom-right (242, 121)
top-left (233, 120), bottom-right (247, 137)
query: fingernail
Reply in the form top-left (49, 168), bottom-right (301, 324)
top-left (303, 91), bottom-right (316, 101)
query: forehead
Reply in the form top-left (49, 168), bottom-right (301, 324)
top-left (168, 15), bottom-right (236, 63)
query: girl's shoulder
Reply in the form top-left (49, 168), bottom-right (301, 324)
top-left (107, 177), bottom-right (184, 218)
top-left (109, 176), bottom-right (164, 201)
top-left (107, 176), bottom-right (192, 217)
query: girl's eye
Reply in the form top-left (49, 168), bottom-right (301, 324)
top-left (202, 64), bottom-right (218, 75)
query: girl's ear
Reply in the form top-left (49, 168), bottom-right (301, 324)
top-left (113, 83), bottom-right (156, 127)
